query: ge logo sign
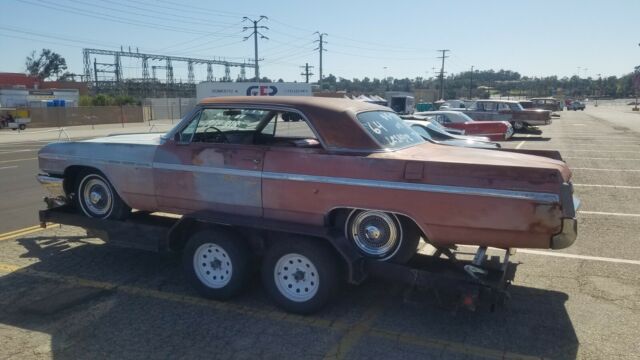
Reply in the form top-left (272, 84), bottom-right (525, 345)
top-left (246, 85), bottom-right (278, 96)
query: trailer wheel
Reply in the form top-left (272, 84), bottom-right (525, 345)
top-left (262, 238), bottom-right (339, 314)
top-left (18, 124), bottom-right (26, 130)
top-left (183, 228), bottom-right (251, 300)
top-left (76, 170), bottom-right (130, 219)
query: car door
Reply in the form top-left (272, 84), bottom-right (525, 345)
top-left (152, 107), bottom-right (266, 216)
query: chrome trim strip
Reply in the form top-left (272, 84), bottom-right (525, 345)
top-left (37, 174), bottom-right (65, 198)
top-left (262, 171), bottom-right (559, 203)
top-left (40, 153), bottom-right (559, 203)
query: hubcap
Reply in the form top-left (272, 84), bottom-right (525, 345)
top-left (193, 243), bottom-right (232, 289)
top-left (82, 177), bottom-right (112, 216)
top-left (274, 253), bottom-right (319, 302)
top-left (349, 210), bottom-right (400, 258)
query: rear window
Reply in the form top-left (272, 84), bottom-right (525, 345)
top-left (356, 111), bottom-right (424, 149)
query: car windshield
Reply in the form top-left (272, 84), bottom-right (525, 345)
top-left (356, 111), bottom-right (424, 149)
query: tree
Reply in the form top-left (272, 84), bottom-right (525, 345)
top-left (25, 49), bottom-right (68, 80)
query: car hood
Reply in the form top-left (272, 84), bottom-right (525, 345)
top-left (375, 142), bottom-right (572, 182)
top-left (82, 132), bottom-right (165, 145)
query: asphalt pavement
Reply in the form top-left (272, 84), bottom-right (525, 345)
top-left (0, 106), bottom-right (639, 359)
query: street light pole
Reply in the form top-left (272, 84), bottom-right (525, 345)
top-left (469, 66), bottom-right (473, 99)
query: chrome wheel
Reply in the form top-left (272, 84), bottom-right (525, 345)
top-left (274, 253), bottom-right (319, 302)
top-left (347, 210), bottom-right (401, 259)
top-left (513, 121), bottom-right (524, 130)
top-left (80, 175), bottom-right (113, 217)
top-left (193, 243), bottom-right (233, 289)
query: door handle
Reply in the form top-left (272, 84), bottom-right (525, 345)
top-left (242, 158), bottom-right (261, 164)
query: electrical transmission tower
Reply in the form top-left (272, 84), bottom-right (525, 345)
top-left (243, 16), bottom-right (268, 81)
top-left (300, 63), bottom-right (314, 83)
top-left (437, 49), bottom-right (450, 100)
top-left (314, 32), bottom-right (327, 86)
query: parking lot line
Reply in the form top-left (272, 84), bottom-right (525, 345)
top-left (0, 261), bottom-right (537, 360)
top-left (518, 249), bottom-right (640, 265)
top-left (564, 157), bottom-right (640, 161)
top-left (573, 184), bottom-right (640, 189)
top-left (572, 168), bottom-right (640, 172)
top-left (323, 298), bottom-right (388, 360)
top-left (578, 210), bottom-right (640, 217)
top-left (0, 224), bottom-right (53, 242)
top-left (0, 157), bottom-right (37, 164)
top-left (0, 165), bottom-right (18, 171)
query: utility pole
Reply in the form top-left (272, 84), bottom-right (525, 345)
top-left (596, 73), bottom-right (601, 107)
top-left (314, 32), bottom-right (328, 87)
top-left (300, 63), bottom-right (314, 83)
top-left (469, 65), bottom-right (474, 99)
top-left (243, 16), bottom-right (268, 81)
top-left (437, 49), bottom-right (450, 100)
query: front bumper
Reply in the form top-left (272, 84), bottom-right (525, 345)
top-left (551, 196), bottom-right (580, 249)
top-left (37, 174), bottom-right (66, 198)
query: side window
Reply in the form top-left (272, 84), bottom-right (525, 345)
top-left (440, 114), bottom-right (451, 124)
top-left (482, 102), bottom-right (497, 111)
top-left (497, 103), bottom-right (510, 111)
top-left (179, 111), bottom-right (201, 143)
top-left (411, 124), bottom-right (431, 140)
top-left (274, 112), bottom-right (317, 139)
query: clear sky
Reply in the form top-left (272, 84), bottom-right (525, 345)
top-left (1, 0), bottom-right (638, 83)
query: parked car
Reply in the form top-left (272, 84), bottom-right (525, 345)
top-left (38, 96), bottom-right (578, 266)
top-left (529, 98), bottom-right (563, 112)
top-left (455, 100), bottom-right (552, 132)
top-left (437, 99), bottom-right (468, 110)
top-left (568, 100), bottom-right (585, 111)
top-left (414, 110), bottom-right (513, 141)
top-left (403, 119), bottom-right (500, 149)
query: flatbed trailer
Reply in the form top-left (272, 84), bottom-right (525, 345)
top-left (39, 201), bottom-right (517, 313)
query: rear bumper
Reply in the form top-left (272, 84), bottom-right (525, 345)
top-left (551, 196), bottom-right (580, 249)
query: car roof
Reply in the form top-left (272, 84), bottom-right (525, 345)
top-left (476, 99), bottom-right (519, 104)
top-left (197, 96), bottom-right (389, 151)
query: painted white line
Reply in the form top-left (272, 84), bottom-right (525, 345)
top-left (0, 149), bottom-right (37, 154)
top-left (514, 134), bottom-right (530, 149)
top-left (0, 157), bottom-right (37, 164)
top-left (574, 184), bottom-right (640, 189)
top-left (557, 150), bottom-right (639, 153)
top-left (578, 210), bottom-right (640, 217)
top-left (573, 168), bottom-right (640, 172)
top-left (565, 157), bottom-right (640, 161)
top-left (0, 165), bottom-right (18, 170)
top-left (518, 249), bottom-right (640, 266)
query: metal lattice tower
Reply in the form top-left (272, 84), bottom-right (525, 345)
top-left (187, 61), bottom-right (195, 83)
top-left (224, 64), bottom-right (231, 81)
top-left (166, 58), bottom-right (174, 84)
top-left (82, 48), bottom-right (255, 86)
top-left (142, 56), bottom-right (150, 82)
top-left (206, 63), bottom-right (213, 82)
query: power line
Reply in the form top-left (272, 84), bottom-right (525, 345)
top-left (437, 49), bottom-right (450, 100)
top-left (300, 63), bottom-right (314, 83)
top-left (243, 16), bottom-right (268, 80)
top-left (314, 32), bottom-right (327, 86)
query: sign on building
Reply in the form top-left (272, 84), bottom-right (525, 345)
top-left (196, 82), bottom-right (312, 100)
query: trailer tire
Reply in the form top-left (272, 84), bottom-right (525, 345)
top-left (18, 124), bottom-right (26, 130)
top-left (262, 238), bottom-right (339, 314)
top-left (183, 228), bottom-right (251, 300)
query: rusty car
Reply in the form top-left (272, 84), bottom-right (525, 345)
top-left (37, 96), bottom-right (579, 312)
top-left (413, 110), bottom-right (514, 141)
top-left (455, 99), bottom-right (552, 132)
